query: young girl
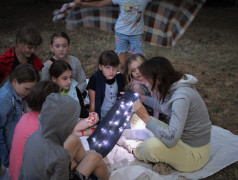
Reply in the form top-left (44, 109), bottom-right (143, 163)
top-left (9, 81), bottom-right (60, 180)
top-left (49, 60), bottom-right (98, 136)
top-left (73, 0), bottom-right (152, 74)
top-left (41, 32), bottom-right (87, 94)
top-left (124, 53), bottom-right (155, 117)
top-left (0, 25), bottom-right (43, 84)
top-left (87, 50), bottom-right (125, 120)
top-left (0, 63), bottom-right (39, 168)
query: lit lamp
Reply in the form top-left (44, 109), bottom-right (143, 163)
top-left (87, 89), bottom-right (140, 157)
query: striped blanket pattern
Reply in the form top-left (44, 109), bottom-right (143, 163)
top-left (54, 0), bottom-right (205, 47)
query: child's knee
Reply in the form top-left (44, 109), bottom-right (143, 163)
top-left (87, 150), bottom-right (103, 163)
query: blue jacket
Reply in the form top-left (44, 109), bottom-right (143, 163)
top-left (0, 80), bottom-right (23, 167)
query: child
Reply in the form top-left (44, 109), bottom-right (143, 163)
top-left (124, 53), bottom-right (154, 116)
top-left (9, 81), bottom-right (60, 180)
top-left (0, 25), bottom-right (43, 84)
top-left (41, 31), bottom-right (87, 94)
top-left (19, 93), bottom-right (110, 180)
top-left (74, 0), bottom-right (152, 74)
top-left (87, 50), bottom-right (125, 120)
top-left (0, 63), bottom-right (40, 168)
top-left (49, 60), bottom-right (98, 136)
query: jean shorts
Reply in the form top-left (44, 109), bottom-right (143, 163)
top-left (115, 32), bottom-right (144, 54)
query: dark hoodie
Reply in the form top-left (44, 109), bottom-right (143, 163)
top-left (19, 93), bottom-right (81, 180)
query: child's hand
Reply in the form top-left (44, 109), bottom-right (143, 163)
top-left (133, 99), bottom-right (150, 124)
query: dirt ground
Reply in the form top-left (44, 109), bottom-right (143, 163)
top-left (0, 1), bottom-right (238, 179)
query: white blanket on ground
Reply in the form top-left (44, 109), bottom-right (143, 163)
top-left (81, 125), bottom-right (238, 180)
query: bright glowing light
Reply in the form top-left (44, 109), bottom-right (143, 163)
top-left (129, 101), bottom-right (133, 106)
top-left (109, 130), bottom-right (113, 134)
top-left (101, 128), bottom-right (107, 133)
top-left (114, 121), bottom-right (119, 125)
top-left (103, 140), bottom-right (108, 145)
top-left (119, 127), bottom-right (123, 132)
top-left (124, 111), bottom-right (128, 116)
top-left (134, 93), bottom-right (139, 97)
top-left (92, 138), bottom-right (96, 142)
top-left (120, 104), bottom-right (125, 108)
top-left (126, 116), bottom-right (130, 121)
top-left (116, 110), bottom-right (120, 114)
top-left (109, 121), bottom-right (113, 125)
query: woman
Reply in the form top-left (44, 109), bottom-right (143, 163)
top-left (132, 57), bottom-right (212, 174)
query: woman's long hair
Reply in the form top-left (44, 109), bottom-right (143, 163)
top-left (139, 57), bottom-right (184, 102)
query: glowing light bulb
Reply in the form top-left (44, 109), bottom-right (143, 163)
top-left (103, 140), bottom-right (108, 145)
top-left (126, 116), bottom-right (130, 121)
top-left (92, 138), bottom-right (96, 142)
top-left (109, 121), bottom-right (113, 125)
top-left (129, 101), bottom-right (133, 106)
top-left (114, 121), bottom-right (119, 125)
top-left (124, 111), bottom-right (128, 116)
top-left (134, 93), bottom-right (139, 97)
top-left (116, 110), bottom-right (120, 114)
top-left (101, 128), bottom-right (107, 133)
top-left (119, 127), bottom-right (123, 132)
top-left (120, 104), bottom-right (125, 108)
top-left (109, 130), bottom-right (113, 134)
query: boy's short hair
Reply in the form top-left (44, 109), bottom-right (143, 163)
top-left (98, 50), bottom-right (119, 67)
top-left (15, 25), bottom-right (42, 46)
top-left (26, 81), bottom-right (60, 111)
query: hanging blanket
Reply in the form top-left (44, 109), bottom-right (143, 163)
top-left (53, 0), bottom-right (205, 47)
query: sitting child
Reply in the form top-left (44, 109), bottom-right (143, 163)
top-left (50, 60), bottom-right (98, 136)
top-left (9, 81), bottom-right (60, 180)
top-left (0, 25), bottom-right (43, 84)
top-left (19, 93), bottom-right (109, 180)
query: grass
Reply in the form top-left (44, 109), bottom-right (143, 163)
top-left (0, 1), bottom-right (238, 179)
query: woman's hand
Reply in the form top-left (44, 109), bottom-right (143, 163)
top-left (133, 99), bottom-right (151, 124)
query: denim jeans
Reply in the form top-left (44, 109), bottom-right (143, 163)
top-left (115, 32), bottom-right (143, 54)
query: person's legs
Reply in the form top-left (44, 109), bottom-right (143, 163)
top-left (115, 32), bottom-right (129, 74)
top-left (129, 34), bottom-right (144, 55)
top-left (76, 150), bottom-right (110, 180)
top-left (64, 135), bottom-right (109, 179)
top-left (133, 118), bottom-right (211, 173)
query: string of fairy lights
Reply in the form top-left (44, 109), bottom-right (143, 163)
top-left (87, 90), bottom-right (140, 157)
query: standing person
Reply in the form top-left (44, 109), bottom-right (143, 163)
top-left (19, 93), bottom-right (110, 180)
top-left (0, 25), bottom-right (43, 84)
top-left (0, 64), bottom-right (40, 168)
top-left (41, 32), bottom-right (87, 94)
top-left (9, 81), bottom-right (60, 180)
top-left (74, 0), bottom-right (152, 74)
top-left (49, 60), bottom-right (98, 136)
top-left (87, 50), bottom-right (125, 120)
top-left (132, 57), bottom-right (212, 174)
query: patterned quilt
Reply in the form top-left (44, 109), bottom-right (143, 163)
top-left (53, 0), bottom-right (205, 47)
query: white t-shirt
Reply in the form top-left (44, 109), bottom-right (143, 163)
top-left (112, 0), bottom-right (151, 35)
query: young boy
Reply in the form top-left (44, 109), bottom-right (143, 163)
top-left (87, 50), bottom-right (125, 120)
top-left (0, 25), bottom-right (43, 84)
top-left (19, 93), bottom-right (109, 180)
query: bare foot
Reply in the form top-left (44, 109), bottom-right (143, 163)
top-left (152, 162), bottom-right (172, 175)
